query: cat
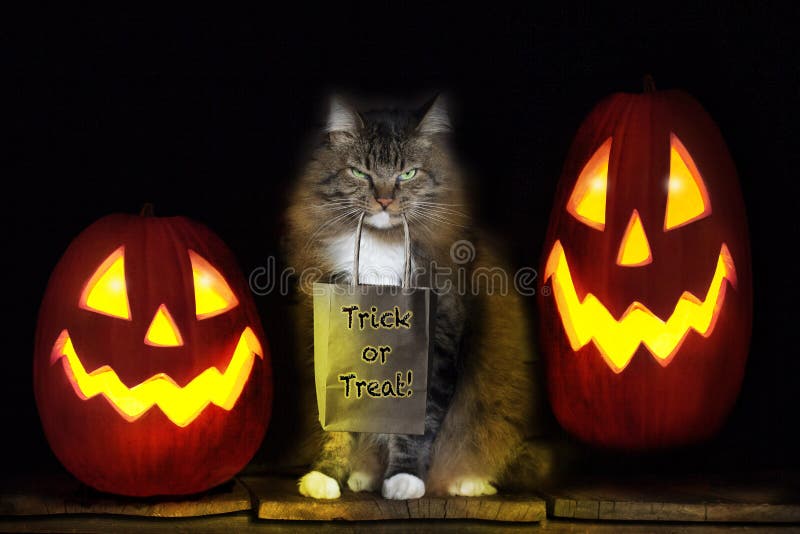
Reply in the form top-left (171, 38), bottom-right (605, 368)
top-left (285, 95), bottom-right (545, 500)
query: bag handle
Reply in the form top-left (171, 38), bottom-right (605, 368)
top-left (353, 212), bottom-right (411, 288)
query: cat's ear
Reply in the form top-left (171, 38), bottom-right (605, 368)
top-left (416, 94), bottom-right (452, 136)
top-left (326, 95), bottom-right (363, 144)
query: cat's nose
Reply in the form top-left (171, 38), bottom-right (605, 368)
top-left (375, 197), bottom-right (394, 209)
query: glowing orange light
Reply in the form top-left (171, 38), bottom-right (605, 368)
top-left (567, 137), bottom-right (611, 231)
top-left (144, 304), bottom-right (183, 347)
top-left (51, 328), bottom-right (263, 427)
top-left (616, 210), bottom-right (652, 267)
top-left (80, 247), bottom-right (131, 320)
top-left (189, 250), bottom-right (239, 319)
top-left (665, 133), bottom-right (711, 230)
top-left (544, 240), bottom-right (736, 372)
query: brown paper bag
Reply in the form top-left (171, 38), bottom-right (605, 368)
top-left (313, 214), bottom-right (435, 434)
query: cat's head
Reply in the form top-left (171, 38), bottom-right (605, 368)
top-left (300, 95), bottom-right (465, 233)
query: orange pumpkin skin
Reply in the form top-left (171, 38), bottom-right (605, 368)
top-left (539, 90), bottom-right (752, 450)
top-left (34, 214), bottom-right (272, 496)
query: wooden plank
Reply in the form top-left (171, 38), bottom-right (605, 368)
top-left (241, 475), bottom-right (545, 522)
top-left (545, 472), bottom-right (800, 523)
top-left (597, 500), bottom-right (707, 522)
top-left (706, 503), bottom-right (800, 523)
top-left (2, 515), bottom-right (800, 534)
top-left (0, 474), bottom-right (252, 517)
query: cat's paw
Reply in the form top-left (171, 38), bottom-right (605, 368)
top-left (298, 471), bottom-right (341, 499)
top-left (447, 477), bottom-right (498, 497)
top-left (382, 473), bottom-right (425, 500)
top-left (347, 470), bottom-right (379, 493)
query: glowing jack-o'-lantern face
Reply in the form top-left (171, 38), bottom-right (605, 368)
top-left (34, 213), bottom-right (272, 496)
top-left (539, 89), bottom-right (752, 450)
top-left (51, 246), bottom-right (259, 427)
top-left (547, 133), bottom-right (734, 372)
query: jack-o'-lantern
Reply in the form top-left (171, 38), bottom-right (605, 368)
top-left (539, 85), bottom-right (752, 450)
top-left (34, 209), bottom-right (272, 496)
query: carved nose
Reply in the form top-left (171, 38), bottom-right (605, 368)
top-left (144, 304), bottom-right (184, 347)
top-left (617, 210), bottom-right (652, 267)
top-left (375, 197), bottom-right (394, 209)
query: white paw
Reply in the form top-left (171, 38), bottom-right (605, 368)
top-left (382, 473), bottom-right (425, 500)
top-left (347, 470), bottom-right (379, 493)
top-left (298, 471), bottom-right (341, 499)
top-left (447, 477), bottom-right (498, 497)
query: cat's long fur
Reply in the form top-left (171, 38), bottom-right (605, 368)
top-left (285, 95), bottom-right (545, 498)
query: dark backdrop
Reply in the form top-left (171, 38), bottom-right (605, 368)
top-left (4, 5), bottom-right (799, 477)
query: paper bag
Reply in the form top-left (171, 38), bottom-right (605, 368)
top-left (312, 214), bottom-right (435, 434)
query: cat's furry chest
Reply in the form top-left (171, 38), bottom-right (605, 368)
top-left (325, 231), bottom-right (412, 286)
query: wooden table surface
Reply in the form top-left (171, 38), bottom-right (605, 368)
top-left (2, 471), bottom-right (800, 532)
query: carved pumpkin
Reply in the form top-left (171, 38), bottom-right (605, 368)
top-left (539, 87), bottom-right (752, 450)
top-left (34, 210), bottom-right (272, 496)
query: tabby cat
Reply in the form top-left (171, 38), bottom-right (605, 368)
top-left (285, 95), bottom-right (543, 500)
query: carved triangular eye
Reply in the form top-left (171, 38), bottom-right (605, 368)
top-left (189, 250), bottom-right (239, 319)
top-left (665, 133), bottom-right (711, 230)
top-left (80, 247), bottom-right (131, 320)
top-left (567, 138), bottom-right (611, 231)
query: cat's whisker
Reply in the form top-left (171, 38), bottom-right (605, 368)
top-left (313, 200), bottom-right (360, 210)
top-left (410, 201), bottom-right (465, 207)
top-left (411, 210), bottom-right (468, 219)
top-left (416, 210), bottom-right (468, 228)
top-left (406, 209), bottom-right (468, 229)
top-left (411, 206), bottom-right (467, 214)
top-left (314, 198), bottom-right (354, 204)
top-left (414, 208), bottom-right (470, 220)
top-left (408, 206), bottom-right (455, 218)
top-left (403, 212), bottom-right (438, 234)
top-left (316, 204), bottom-right (360, 214)
top-left (312, 202), bottom-right (356, 209)
top-left (409, 203), bottom-right (470, 219)
top-left (311, 208), bottom-right (361, 232)
top-left (414, 206), bottom-right (468, 217)
top-left (303, 208), bottom-right (363, 251)
top-left (420, 216), bottom-right (464, 229)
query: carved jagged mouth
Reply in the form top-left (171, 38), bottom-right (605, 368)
top-left (51, 327), bottom-right (263, 427)
top-left (544, 241), bottom-right (737, 373)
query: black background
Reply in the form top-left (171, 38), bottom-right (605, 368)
top-left (4, 5), bottom-right (800, 478)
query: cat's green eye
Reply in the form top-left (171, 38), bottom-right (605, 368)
top-left (350, 167), bottom-right (368, 179)
top-left (399, 169), bottom-right (418, 181)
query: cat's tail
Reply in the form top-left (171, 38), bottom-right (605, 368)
top-left (499, 436), bottom-right (580, 491)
